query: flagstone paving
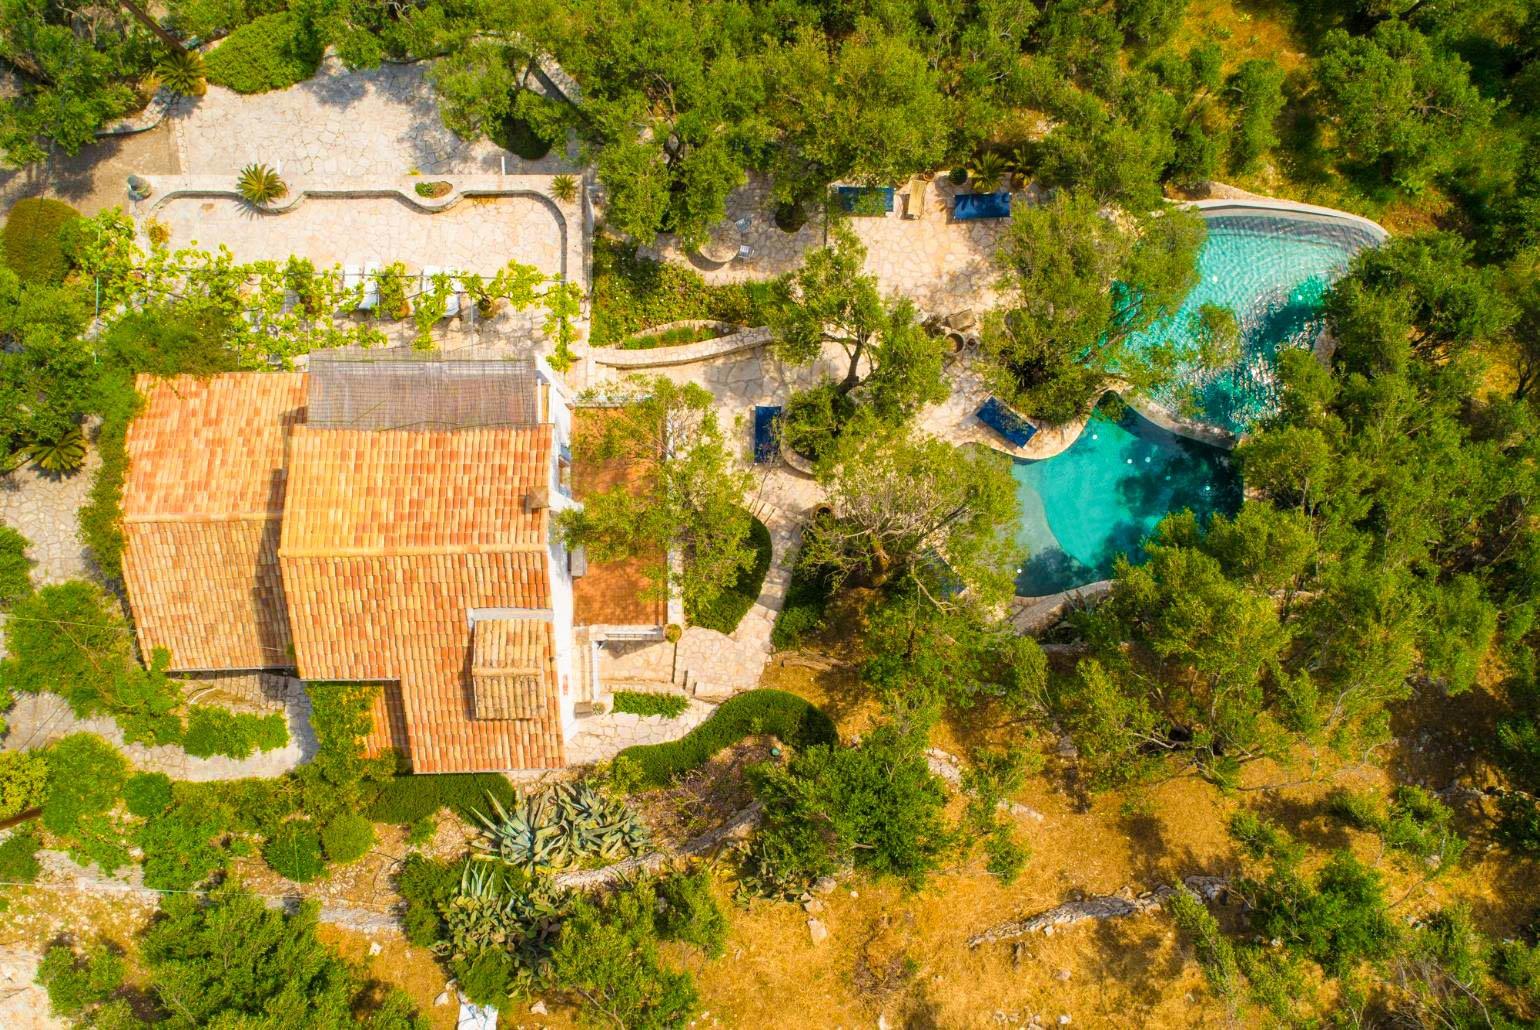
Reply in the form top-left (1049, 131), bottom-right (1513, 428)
top-left (171, 57), bottom-right (580, 178)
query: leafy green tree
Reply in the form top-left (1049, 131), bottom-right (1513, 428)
top-left (548, 880), bottom-right (701, 1030)
top-left (559, 377), bottom-right (754, 615)
top-left (42, 733), bottom-right (126, 837)
top-left (745, 720), bottom-right (950, 894)
top-left (800, 426), bottom-right (1020, 604)
top-left (984, 191), bottom-right (1205, 422)
top-left (140, 883), bottom-right (427, 1028)
top-left (862, 591), bottom-right (1048, 714)
top-left (1224, 59), bottom-right (1286, 173)
top-left (1315, 20), bottom-right (1494, 192)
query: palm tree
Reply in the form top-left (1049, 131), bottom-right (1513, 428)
top-left (155, 50), bottom-right (206, 97)
top-left (237, 163), bottom-right (287, 206)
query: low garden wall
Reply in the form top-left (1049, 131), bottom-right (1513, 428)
top-left (587, 325), bottom-right (774, 368)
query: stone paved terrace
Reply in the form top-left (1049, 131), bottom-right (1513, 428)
top-left (170, 56), bottom-right (580, 178)
top-left (142, 176), bottom-right (583, 285)
top-left (564, 695), bottom-right (716, 765)
top-left (643, 174), bottom-right (1019, 317)
top-left (0, 443), bottom-right (101, 587)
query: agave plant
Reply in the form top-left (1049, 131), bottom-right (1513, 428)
top-left (549, 174), bottom-right (579, 203)
top-left (470, 782), bottom-right (650, 872)
top-left (438, 863), bottom-right (564, 968)
top-left (28, 428), bottom-right (87, 474)
top-left (236, 163), bottom-right (288, 207)
top-left (967, 151), bottom-right (1009, 193)
top-left (155, 50), bottom-right (207, 97)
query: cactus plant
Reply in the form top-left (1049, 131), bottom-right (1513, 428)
top-left (469, 782), bottom-right (650, 872)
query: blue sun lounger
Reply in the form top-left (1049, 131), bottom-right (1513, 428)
top-left (952, 191), bottom-right (1012, 221)
top-left (832, 185), bottom-right (895, 215)
top-left (977, 397), bottom-right (1037, 447)
top-left (753, 405), bottom-right (782, 463)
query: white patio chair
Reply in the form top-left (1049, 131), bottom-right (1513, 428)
top-left (359, 260), bottom-right (381, 311)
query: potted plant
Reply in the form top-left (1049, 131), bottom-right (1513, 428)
top-left (967, 151), bottom-right (1008, 193)
top-left (236, 163), bottom-right (287, 207)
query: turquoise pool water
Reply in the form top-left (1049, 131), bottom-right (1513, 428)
top-left (1013, 408), bottom-right (1241, 596)
top-left (1123, 210), bottom-right (1382, 433)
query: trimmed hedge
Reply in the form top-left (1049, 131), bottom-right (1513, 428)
top-left (590, 240), bottom-right (780, 346)
top-left (688, 516), bottom-right (771, 634)
top-left (0, 197), bottom-right (80, 284)
top-left (321, 812), bottom-right (375, 863)
top-left (364, 772), bottom-right (516, 825)
top-left (612, 691), bottom-right (690, 719)
top-left (614, 690), bottom-right (836, 788)
top-left (770, 557), bottom-right (835, 650)
top-left (205, 12), bottom-right (323, 94)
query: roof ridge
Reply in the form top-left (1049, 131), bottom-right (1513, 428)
top-left (279, 543), bottom-right (550, 559)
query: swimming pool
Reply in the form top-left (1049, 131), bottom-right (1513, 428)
top-left (1123, 208), bottom-right (1382, 434)
top-left (1013, 406), bottom-right (1242, 596)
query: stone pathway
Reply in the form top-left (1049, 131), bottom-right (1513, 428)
top-left (0, 947), bottom-right (65, 1030)
top-left (564, 696), bottom-right (716, 765)
top-left (171, 57), bottom-right (580, 178)
top-left (0, 677), bottom-right (317, 781)
top-left (0, 447), bottom-right (100, 587)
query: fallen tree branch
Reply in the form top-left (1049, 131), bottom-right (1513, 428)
top-left (967, 876), bottom-right (1230, 948)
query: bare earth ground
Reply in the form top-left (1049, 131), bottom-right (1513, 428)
top-left (0, 123), bottom-right (180, 217)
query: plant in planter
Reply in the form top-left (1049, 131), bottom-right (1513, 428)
top-left (948, 167), bottom-right (969, 186)
top-left (155, 50), bottom-right (207, 97)
top-left (550, 174), bottom-right (579, 203)
top-left (414, 180), bottom-right (452, 199)
top-left (377, 261), bottom-right (410, 319)
top-left (967, 151), bottom-right (1008, 193)
top-left (236, 163), bottom-right (287, 206)
top-left (1007, 144), bottom-right (1035, 187)
top-left (28, 427), bottom-right (87, 474)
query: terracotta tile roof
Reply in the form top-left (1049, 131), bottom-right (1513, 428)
top-left (280, 424), bottom-right (564, 772)
top-left (470, 617), bottom-right (555, 720)
top-left (281, 426), bottom-right (553, 555)
top-left (570, 408), bottom-right (668, 627)
top-left (121, 373), bottom-right (307, 670)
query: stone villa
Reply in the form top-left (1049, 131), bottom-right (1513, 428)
top-left (119, 352), bottom-right (666, 773)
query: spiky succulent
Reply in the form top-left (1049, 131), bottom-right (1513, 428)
top-left (155, 50), bottom-right (207, 97)
top-left (236, 163), bottom-right (287, 207)
top-left (470, 782), bottom-right (650, 872)
top-left (549, 174), bottom-right (579, 203)
top-left (28, 428), bottom-right (86, 474)
top-left (437, 862), bottom-right (564, 975)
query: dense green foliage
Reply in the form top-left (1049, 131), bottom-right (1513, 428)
top-left (610, 691), bottom-right (691, 719)
top-left (0, 526), bottom-right (33, 606)
top-left (590, 240), bottom-right (777, 346)
top-left (0, 749), bottom-right (47, 819)
top-left (614, 689), bottom-right (837, 788)
top-left (1, 198), bottom-right (80, 284)
top-left (686, 514), bottom-right (771, 633)
top-left (204, 11), bottom-right (324, 94)
top-left (367, 772), bottom-right (517, 826)
top-left (769, 554), bottom-right (835, 651)
top-left (320, 810), bottom-right (375, 863)
top-left (0, 824), bottom-right (41, 883)
top-left (559, 377), bottom-right (755, 615)
top-left (745, 720), bottom-right (949, 895)
top-left (263, 820), bottom-right (327, 883)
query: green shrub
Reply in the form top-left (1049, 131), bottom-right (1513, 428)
top-left (183, 706), bottom-right (289, 759)
top-left (321, 811), bottom-right (375, 863)
top-left (614, 690), bottom-right (836, 789)
top-left (122, 771), bottom-right (173, 817)
top-left (611, 691), bottom-right (690, 719)
top-left (204, 12), bottom-right (323, 94)
top-left (36, 942), bottom-right (124, 1019)
top-left (0, 750), bottom-right (48, 819)
top-left (688, 516), bottom-right (771, 633)
top-left (590, 240), bottom-right (779, 346)
top-left (138, 801), bottom-right (231, 890)
top-left (365, 772), bottom-right (516, 825)
top-left (78, 404), bottom-right (132, 583)
top-left (42, 734), bottom-right (127, 836)
top-left (0, 826), bottom-right (42, 883)
top-left (397, 853), bottom-right (461, 948)
top-left (1, 197), bottom-right (81, 284)
top-left (655, 868), bottom-right (728, 959)
top-left (0, 526), bottom-right (33, 606)
top-left (263, 821), bottom-right (327, 883)
top-left (770, 557), bottom-right (835, 650)
top-left (618, 324), bottom-right (726, 350)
